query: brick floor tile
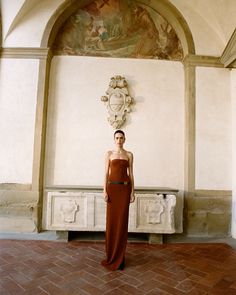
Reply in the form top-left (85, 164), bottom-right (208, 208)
top-left (0, 285), bottom-right (11, 295)
top-left (199, 272), bottom-right (224, 288)
top-left (118, 283), bottom-right (145, 295)
top-left (74, 278), bottom-right (104, 295)
top-left (186, 288), bottom-right (208, 295)
top-left (156, 282), bottom-right (186, 295)
top-left (40, 282), bottom-right (67, 295)
top-left (0, 276), bottom-right (25, 294)
top-left (20, 276), bottom-right (50, 290)
top-left (146, 289), bottom-right (171, 295)
top-left (152, 266), bottom-right (183, 282)
top-left (78, 269), bottom-right (105, 287)
top-left (154, 273), bottom-right (178, 287)
top-left (9, 271), bottom-right (32, 286)
top-left (137, 270), bottom-right (158, 283)
top-left (100, 271), bottom-right (123, 282)
top-left (44, 271), bottom-right (65, 284)
top-left (70, 288), bottom-right (92, 295)
top-left (104, 287), bottom-right (129, 294)
top-left (138, 279), bottom-right (164, 293)
top-left (175, 278), bottom-right (196, 293)
top-left (118, 273), bottom-right (142, 287)
top-left (99, 278), bottom-right (125, 292)
top-left (120, 267), bottom-right (140, 277)
top-left (184, 267), bottom-right (207, 278)
top-left (23, 286), bottom-right (50, 295)
top-left (1, 241), bottom-right (236, 295)
top-left (213, 277), bottom-right (236, 290)
top-left (209, 288), bottom-right (236, 295)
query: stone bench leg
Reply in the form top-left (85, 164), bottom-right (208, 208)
top-left (149, 233), bottom-right (163, 244)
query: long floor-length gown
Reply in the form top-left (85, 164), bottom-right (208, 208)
top-left (101, 159), bottom-right (131, 271)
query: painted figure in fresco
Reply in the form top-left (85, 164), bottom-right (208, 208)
top-left (98, 25), bottom-right (109, 40)
top-left (110, 17), bottom-right (122, 39)
top-left (161, 24), bottom-right (183, 60)
top-left (129, 5), bottom-right (160, 58)
top-left (84, 16), bottom-right (105, 50)
top-left (101, 130), bottom-right (135, 271)
top-left (53, 0), bottom-right (183, 60)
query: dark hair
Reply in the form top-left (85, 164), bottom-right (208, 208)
top-left (114, 129), bottom-right (125, 138)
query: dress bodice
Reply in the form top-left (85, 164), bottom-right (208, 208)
top-left (108, 159), bottom-right (130, 182)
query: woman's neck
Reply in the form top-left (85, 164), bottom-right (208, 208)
top-left (115, 148), bottom-right (124, 153)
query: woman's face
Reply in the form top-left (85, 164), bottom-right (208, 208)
top-left (114, 133), bottom-right (125, 148)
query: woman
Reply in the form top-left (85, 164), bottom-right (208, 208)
top-left (101, 130), bottom-right (135, 271)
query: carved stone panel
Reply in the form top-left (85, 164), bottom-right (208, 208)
top-left (46, 192), bottom-right (88, 229)
top-left (136, 194), bottom-right (176, 233)
top-left (94, 194), bottom-right (106, 229)
top-left (46, 190), bottom-right (177, 234)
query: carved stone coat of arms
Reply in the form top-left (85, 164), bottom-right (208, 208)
top-left (101, 75), bottom-right (134, 128)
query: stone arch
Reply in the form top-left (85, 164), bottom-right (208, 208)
top-left (35, 0), bottom-right (195, 230)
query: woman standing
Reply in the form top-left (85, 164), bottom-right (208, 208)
top-left (101, 130), bottom-right (135, 271)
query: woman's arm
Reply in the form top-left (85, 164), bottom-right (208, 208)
top-left (128, 152), bottom-right (135, 203)
top-left (103, 151), bottom-right (110, 202)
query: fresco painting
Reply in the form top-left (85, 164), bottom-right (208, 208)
top-left (53, 0), bottom-right (183, 60)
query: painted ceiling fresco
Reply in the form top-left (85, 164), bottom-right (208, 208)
top-left (53, 0), bottom-right (183, 60)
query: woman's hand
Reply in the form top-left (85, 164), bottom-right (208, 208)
top-left (130, 194), bottom-right (135, 203)
top-left (104, 192), bottom-right (109, 202)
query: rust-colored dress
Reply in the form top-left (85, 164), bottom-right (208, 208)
top-left (101, 159), bottom-right (131, 271)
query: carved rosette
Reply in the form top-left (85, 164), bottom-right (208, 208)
top-left (101, 75), bottom-right (133, 128)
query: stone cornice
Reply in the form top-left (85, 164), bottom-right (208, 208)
top-left (45, 185), bottom-right (179, 193)
top-left (0, 47), bottom-right (52, 59)
top-left (221, 28), bottom-right (236, 68)
top-left (183, 54), bottom-right (223, 68)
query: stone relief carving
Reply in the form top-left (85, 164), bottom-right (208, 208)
top-left (46, 191), bottom-right (179, 233)
top-left (60, 200), bottom-right (79, 223)
top-left (145, 194), bottom-right (176, 228)
top-left (146, 199), bottom-right (165, 224)
top-left (101, 75), bottom-right (133, 128)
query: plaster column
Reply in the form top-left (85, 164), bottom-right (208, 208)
top-left (31, 49), bottom-right (52, 231)
top-left (231, 69), bottom-right (236, 238)
top-left (183, 58), bottom-right (196, 194)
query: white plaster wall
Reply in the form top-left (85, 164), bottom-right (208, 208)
top-left (170, 0), bottom-right (236, 56)
top-left (45, 56), bottom-right (184, 189)
top-left (1, 0), bottom-right (25, 41)
top-left (231, 70), bottom-right (236, 238)
top-left (2, 0), bottom-right (64, 47)
top-left (0, 59), bottom-right (39, 183)
top-left (195, 67), bottom-right (231, 190)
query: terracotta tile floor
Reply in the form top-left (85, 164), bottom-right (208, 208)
top-left (0, 240), bottom-right (236, 295)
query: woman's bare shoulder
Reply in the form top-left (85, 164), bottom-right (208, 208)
top-left (126, 151), bottom-right (133, 160)
top-left (105, 150), bottom-right (112, 158)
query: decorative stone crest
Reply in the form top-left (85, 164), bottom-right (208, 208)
top-left (101, 75), bottom-right (133, 128)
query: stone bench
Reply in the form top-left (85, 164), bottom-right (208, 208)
top-left (44, 186), bottom-right (182, 243)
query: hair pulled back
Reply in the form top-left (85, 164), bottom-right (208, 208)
top-left (114, 130), bottom-right (125, 138)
